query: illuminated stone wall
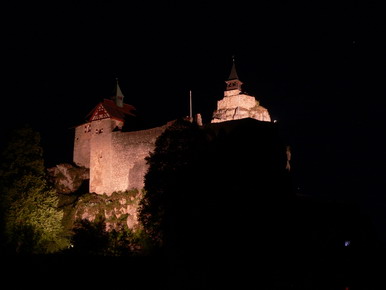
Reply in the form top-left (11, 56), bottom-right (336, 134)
top-left (73, 122), bottom-right (92, 168)
top-left (108, 125), bottom-right (167, 194)
top-left (74, 118), bottom-right (167, 195)
top-left (89, 118), bottom-right (114, 194)
top-left (74, 118), bottom-right (123, 169)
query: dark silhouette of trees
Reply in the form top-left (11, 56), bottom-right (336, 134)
top-left (137, 117), bottom-right (382, 289)
top-left (139, 119), bottom-right (207, 249)
top-left (68, 217), bottom-right (152, 256)
top-left (138, 118), bottom-right (297, 288)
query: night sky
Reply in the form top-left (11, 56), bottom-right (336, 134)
top-left (1, 1), bottom-right (385, 241)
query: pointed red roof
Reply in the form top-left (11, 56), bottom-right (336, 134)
top-left (86, 99), bottom-right (136, 122)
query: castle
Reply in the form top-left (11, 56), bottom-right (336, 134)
top-left (73, 59), bottom-right (272, 195)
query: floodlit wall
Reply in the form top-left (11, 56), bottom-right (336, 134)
top-left (89, 119), bottom-right (114, 194)
top-left (82, 120), bottom-right (167, 195)
top-left (73, 123), bottom-right (92, 168)
top-left (108, 126), bottom-right (167, 194)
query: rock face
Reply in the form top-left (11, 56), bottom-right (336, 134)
top-left (48, 163), bottom-right (89, 194)
top-left (212, 92), bottom-right (271, 123)
top-left (73, 190), bottom-right (142, 231)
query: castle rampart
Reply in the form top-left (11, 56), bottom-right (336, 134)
top-left (108, 125), bottom-right (168, 194)
top-left (73, 115), bottom-right (168, 195)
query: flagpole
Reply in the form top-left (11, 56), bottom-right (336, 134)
top-left (189, 90), bottom-right (193, 120)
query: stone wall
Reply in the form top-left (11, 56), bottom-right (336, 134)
top-left (87, 121), bottom-right (168, 195)
top-left (73, 114), bottom-right (169, 195)
top-left (108, 125), bottom-right (168, 194)
top-left (73, 123), bottom-right (92, 168)
top-left (89, 119), bottom-right (114, 194)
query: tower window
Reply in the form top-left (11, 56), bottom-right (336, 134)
top-left (84, 124), bottom-right (91, 133)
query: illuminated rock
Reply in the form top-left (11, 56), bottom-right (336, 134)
top-left (212, 58), bottom-right (271, 123)
top-left (48, 163), bottom-right (89, 194)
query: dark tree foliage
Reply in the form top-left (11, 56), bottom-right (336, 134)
top-left (139, 119), bottom-right (207, 248)
top-left (69, 218), bottom-right (110, 255)
top-left (0, 125), bottom-right (68, 254)
top-left (69, 217), bottom-right (151, 256)
top-left (139, 118), bottom-right (292, 249)
top-left (138, 118), bottom-right (381, 289)
top-left (139, 118), bottom-right (291, 267)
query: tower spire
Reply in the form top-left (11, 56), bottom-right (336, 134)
top-left (114, 77), bottom-right (124, 107)
top-left (225, 56), bottom-right (243, 91)
top-left (228, 55), bottom-right (239, 80)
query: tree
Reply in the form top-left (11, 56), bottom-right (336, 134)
top-left (0, 125), bottom-right (68, 254)
top-left (137, 118), bottom-right (294, 288)
top-left (138, 119), bottom-right (205, 248)
top-left (69, 217), bottom-right (152, 256)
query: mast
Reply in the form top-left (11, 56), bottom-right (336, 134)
top-left (189, 90), bottom-right (193, 119)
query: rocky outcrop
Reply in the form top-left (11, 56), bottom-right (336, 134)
top-left (48, 163), bottom-right (89, 194)
top-left (212, 94), bottom-right (271, 123)
top-left (74, 190), bottom-right (142, 231)
top-left (212, 104), bottom-right (271, 123)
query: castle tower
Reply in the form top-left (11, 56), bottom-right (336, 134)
top-left (225, 57), bottom-right (243, 95)
top-left (73, 79), bottom-right (168, 195)
top-left (73, 80), bottom-right (136, 194)
top-left (211, 58), bottom-right (271, 123)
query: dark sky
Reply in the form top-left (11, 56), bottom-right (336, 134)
top-left (1, 1), bottom-right (385, 240)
